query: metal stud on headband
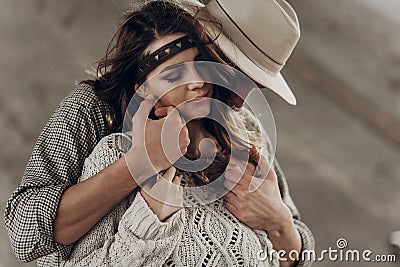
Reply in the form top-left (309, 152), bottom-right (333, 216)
top-left (135, 35), bottom-right (196, 82)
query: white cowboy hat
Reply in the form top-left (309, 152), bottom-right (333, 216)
top-left (180, 0), bottom-right (301, 105)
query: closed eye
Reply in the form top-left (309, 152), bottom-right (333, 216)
top-left (164, 71), bottom-right (183, 84)
top-left (194, 53), bottom-right (203, 61)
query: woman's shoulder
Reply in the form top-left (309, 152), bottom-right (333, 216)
top-left (87, 133), bottom-right (131, 162)
top-left (79, 133), bottom-right (131, 182)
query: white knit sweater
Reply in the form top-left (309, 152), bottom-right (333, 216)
top-left (60, 131), bottom-right (280, 267)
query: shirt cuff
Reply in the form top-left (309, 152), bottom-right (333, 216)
top-left (293, 219), bottom-right (315, 267)
top-left (39, 183), bottom-right (74, 261)
top-left (119, 192), bottom-right (185, 240)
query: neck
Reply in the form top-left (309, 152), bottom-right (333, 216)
top-left (186, 120), bottom-right (219, 156)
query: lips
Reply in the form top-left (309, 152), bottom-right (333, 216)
top-left (186, 91), bottom-right (210, 103)
top-left (195, 91), bottom-right (209, 98)
top-left (189, 97), bottom-right (209, 104)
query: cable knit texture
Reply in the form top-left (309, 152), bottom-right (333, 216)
top-left (61, 132), bottom-right (280, 267)
top-left (4, 84), bottom-right (313, 266)
top-left (59, 107), bottom-right (314, 267)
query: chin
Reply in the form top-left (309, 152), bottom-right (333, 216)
top-left (189, 114), bottom-right (208, 121)
top-left (181, 106), bottom-right (211, 121)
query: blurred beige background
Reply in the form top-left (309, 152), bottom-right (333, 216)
top-left (1, 0), bottom-right (399, 266)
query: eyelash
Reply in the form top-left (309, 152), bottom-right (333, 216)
top-left (165, 71), bottom-right (183, 84)
top-left (164, 54), bottom-right (202, 83)
top-left (195, 54), bottom-right (203, 61)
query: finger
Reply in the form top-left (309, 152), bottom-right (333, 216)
top-left (179, 136), bottom-right (190, 149)
top-left (223, 178), bottom-right (237, 190)
top-left (223, 167), bottom-right (242, 189)
top-left (227, 156), bottom-right (248, 171)
top-left (161, 109), bottom-right (187, 161)
top-left (172, 174), bottom-right (184, 195)
top-left (179, 126), bottom-right (190, 150)
top-left (165, 106), bottom-right (186, 129)
top-left (244, 161), bottom-right (257, 176)
top-left (225, 174), bottom-right (251, 189)
top-left (154, 105), bottom-right (175, 118)
top-left (157, 105), bottom-right (181, 123)
top-left (246, 155), bottom-right (272, 193)
top-left (172, 174), bottom-right (183, 186)
top-left (225, 158), bottom-right (247, 181)
top-left (255, 155), bottom-right (272, 180)
top-left (225, 165), bottom-right (242, 181)
top-left (159, 104), bottom-right (185, 131)
top-left (224, 178), bottom-right (248, 192)
top-left (267, 168), bottom-right (277, 181)
top-left (230, 183), bottom-right (248, 198)
top-left (223, 191), bottom-right (237, 202)
top-left (131, 95), bottom-right (157, 137)
top-left (225, 165), bottom-right (250, 185)
top-left (224, 198), bottom-right (239, 213)
top-left (160, 166), bottom-right (176, 183)
top-left (179, 124), bottom-right (189, 138)
top-left (152, 169), bottom-right (183, 207)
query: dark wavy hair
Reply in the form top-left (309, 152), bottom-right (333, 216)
top-left (80, 0), bottom-right (261, 186)
top-left (81, 0), bottom-right (232, 131)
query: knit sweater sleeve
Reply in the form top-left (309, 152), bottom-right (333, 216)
top-left (63, 133), bottom-right (185, 267)
top-left (67, 192), bottom-right (185, 267)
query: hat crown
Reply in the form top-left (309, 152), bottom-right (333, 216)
top-left (201, 0), bottom-right (299, 105)
top-left (209, 0), bottom-right (300, 69)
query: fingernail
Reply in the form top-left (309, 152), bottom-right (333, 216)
top-left (227, 165), bottom-right (241, 173)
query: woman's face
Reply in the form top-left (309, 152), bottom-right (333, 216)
top-left (136, 33), bottom-right (213, 120)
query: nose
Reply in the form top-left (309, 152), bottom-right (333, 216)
top-left (186, 65), bottom-right (204, 91)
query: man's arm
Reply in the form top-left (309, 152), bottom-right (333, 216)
top-left (3, 86), bottom-right (139, 262)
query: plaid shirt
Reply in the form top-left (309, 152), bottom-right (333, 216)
top-left (4, 84), bottom-right (314, 266)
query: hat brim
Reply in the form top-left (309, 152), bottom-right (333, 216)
top-left (216, 33), bottom-right (297, 105)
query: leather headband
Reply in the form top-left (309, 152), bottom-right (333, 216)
top-left (135, 35), bottom-right (196, 82)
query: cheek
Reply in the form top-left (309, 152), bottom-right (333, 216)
top-left (157, 88), bottom-right (187, 107)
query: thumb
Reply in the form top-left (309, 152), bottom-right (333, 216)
top-left (154, 105), bottom-right (175, 118)
top-left (160, 166), bottom-right (176, 183)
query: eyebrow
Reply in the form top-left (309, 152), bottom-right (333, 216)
top-left (159, 51), bottom-right (201, 75)
top-left (159, 63), bottom-right (184, 75)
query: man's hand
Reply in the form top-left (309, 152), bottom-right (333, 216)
top-left (223, 156), bottom-right (302, 266)
top-left (125, 96), bottom-right (190, 184)
top-left (141, 166), bottom-right (184, 222)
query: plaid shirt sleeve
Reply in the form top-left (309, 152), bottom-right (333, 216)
top-left (3, 84), bottom-right (111, 263)
top-left (273, 158), bottom-right (315, 267)
top-left (239, 107), bottom-right (315, 266)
